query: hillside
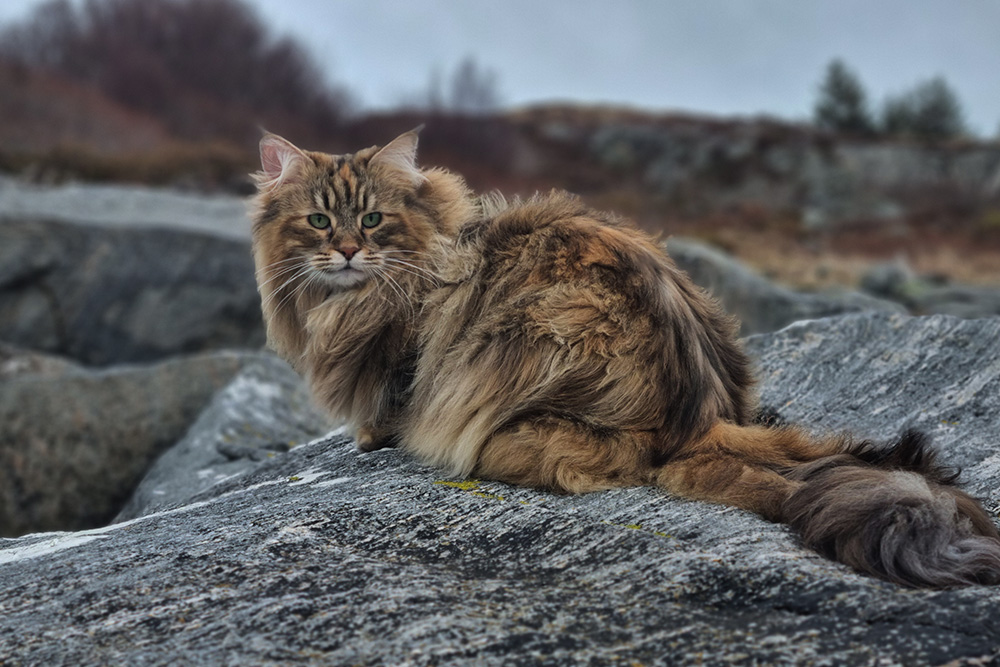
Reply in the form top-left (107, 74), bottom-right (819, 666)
top-left (3, 63), bottom-right (1000, 288)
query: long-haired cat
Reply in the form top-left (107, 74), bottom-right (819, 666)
top-left (250, 130), bottom-right (1000, 588)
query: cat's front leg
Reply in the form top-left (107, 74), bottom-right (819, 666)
top-left (355, 424), bottom-right (398, 452)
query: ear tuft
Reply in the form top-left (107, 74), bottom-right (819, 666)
top-left (256, 134), bottom-right (308, 192)
top-left (370, 128), bottom-right (427, 187)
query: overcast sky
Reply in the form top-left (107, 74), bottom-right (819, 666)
top-left (2, 0), bottom-right (998, 134)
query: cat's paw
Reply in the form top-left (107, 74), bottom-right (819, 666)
top-left (356, 425), bottom-right (397, 452)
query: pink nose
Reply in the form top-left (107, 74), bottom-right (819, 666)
top-left (340, 246), bottom-right (359, 261)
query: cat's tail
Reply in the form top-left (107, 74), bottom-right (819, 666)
top-left (782, 430), bottom-right (1000, 587)
top-left (655, 424), bottom-right (1000, 587)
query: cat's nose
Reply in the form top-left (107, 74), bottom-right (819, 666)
top-left (340, 245), bottom-right (359, 261)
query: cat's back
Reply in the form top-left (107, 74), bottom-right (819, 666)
top-left (448, 192), bottom-right (729, 336)
top-left (447, 192), bottom-right (665, 315)
top-left (414, 191), bottom-right (753, 452)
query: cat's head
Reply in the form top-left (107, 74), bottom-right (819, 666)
top-left (250, 130), bottom-right (470, 295)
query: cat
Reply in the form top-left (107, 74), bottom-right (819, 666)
top-left (250, 129), bottom-right (1000, 588)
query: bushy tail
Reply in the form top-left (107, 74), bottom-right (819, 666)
top-left (782, 431), bottom-right (1000, 587)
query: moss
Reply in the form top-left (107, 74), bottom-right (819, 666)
top-left (435, 479), bottom-right (508, 502)
top-left (434, 479), bottom-right (482, 491)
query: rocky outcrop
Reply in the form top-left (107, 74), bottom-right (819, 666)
top-left (667, 237), bottom-right (903, 334)
top-left (745, 313), bottom-right (1000, 500)
top-left (524, 109), bottom-right (1000, 226)
top-left (0, 347), bottom-right (273, 536)
top-left (0, 217), bottom-right (264, 365)
top-left (0, 179), bottom-right (992, 358)
top-left (115, 355), bottom-right (330, 522)
top-left (1, 312), bottom-right (998, 665)
top-left (0, 209), bottom-right (901, 368)
top-left (0, 175), bottom-right (251, 239)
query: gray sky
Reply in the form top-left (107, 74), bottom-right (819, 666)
top-left (2, 0), bottom-right (998, 134)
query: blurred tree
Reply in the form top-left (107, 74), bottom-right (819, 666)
top-left (0, 0), bottom-right (352, 143)
top-left (881, 94), bottom-right (916, 138)
top-left (425, 66), bottom-right (446, 112)
top-left (813, 59), bottom-right (875, 135)
top-left (402, 57), bottom-right (502, 115)
top-left (880, 77), bottom-right (966, 141)
top-left (449, 57), bottom-right (501, 114)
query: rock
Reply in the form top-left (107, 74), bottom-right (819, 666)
top-left (668, 237), bottom-right (904, 334)
top-left (570, 114), bottom-right (1000, 226)
top-left (0, 217), bottom-right (264, 365)
top-left (115, 356), bottom-right (330, 522)
top-left (2, 312), bottom-right (999, 664)
top-left (0, 342), bottom-right (77, 379)
top-left (861, 260), bottom-right (1000, 319)
top-left (858, 258), bottom-right (917, 298)
top-left (912, 285), bottom-right (1000, 319)
top-left (0, 176), bottom-right (251, 240)
top-left (0, 348), bottom-right (272, 536)
top-left (745, 313), bottom-right (1000, 499)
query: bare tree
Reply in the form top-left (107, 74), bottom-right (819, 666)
top-left (449, 56), bottom-right (501, 114)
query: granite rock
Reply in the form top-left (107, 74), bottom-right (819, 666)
top-left (0, 348), bottom-right (270, 536)
top-left (668, 237), bottom-right (904, 334)
top-left (0, 176), bottom-right (252, 240)
top-left (0, 179), bottom-right (990, 351)
top-left (115, 355), bottom-right (330, 522)
top-left (861, 260), bottom-right (1000, 320)
top-left (0, 217), bottom-right (264, 365)
top-left (1, 312), bottom-right (998, 664)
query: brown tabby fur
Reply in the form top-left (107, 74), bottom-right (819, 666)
top-left (251, 130), bottom-right (1000, 588)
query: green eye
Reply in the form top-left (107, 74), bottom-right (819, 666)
top-left (307, 213), bottom-right (330, 229)
top-left (361, 212), bottom-right (382, 229)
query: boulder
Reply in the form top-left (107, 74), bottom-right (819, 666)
top-left (1, 312), bottom-right (998, 664)
top-left (0, 348), bottom-right (274, 536)
top-left (861, 260), bottom-right (1000, 319)
top-left (0, 179), bottom-right (984, 353)
top-left (0, 176), bottom-right (251, 240)
top-left (0, 342), bottom-right (77, 379)
top-left (0, 217), bottom-right (264, 365)
top-left (115, 355), bottom-right (330, 522)
top-left (744, 313), bottom-right (1000, 499)
top-left (667, 237), bottom-right (904, 334)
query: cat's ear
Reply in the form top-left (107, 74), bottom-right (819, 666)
top-left (370, 128), bottom-right (427, 187)
top-left (256, 134), bottom-right (308, 192)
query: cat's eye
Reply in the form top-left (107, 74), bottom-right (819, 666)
top-left (361, 212), bottom-right (382, 229)
top-left (307, 213), bottom-right (330, 229)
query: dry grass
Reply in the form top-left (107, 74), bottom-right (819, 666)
top-left (0, 141), bottom-right (256, 190)
top-left (654, 218), bottom-right (1000, 290)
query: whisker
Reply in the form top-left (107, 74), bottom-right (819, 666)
top-left (256, 257), bottom-right (311, 281)
top-left (261, 265), bottom-right (314, 308)
top-left (378, 250), bottom-right (435, 263)
top-left (379, 258), bottom-right (441, 284)
top-left (256, 260), bottom-right (312, 288)
top-left (370, 265), bottom-right (415, 320)
top-left (260, 255), bottom-right (312, 267)
top-left (255, 255), bottom-right (312, 276)
top-left (380, 256), bottom-right (435, 272)
top-left (371, 265), bottom-right (407, 304)
top-left (273, 270), bottom-right (321, 315)
top-left (379, 249), bottom-right (431, 256)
